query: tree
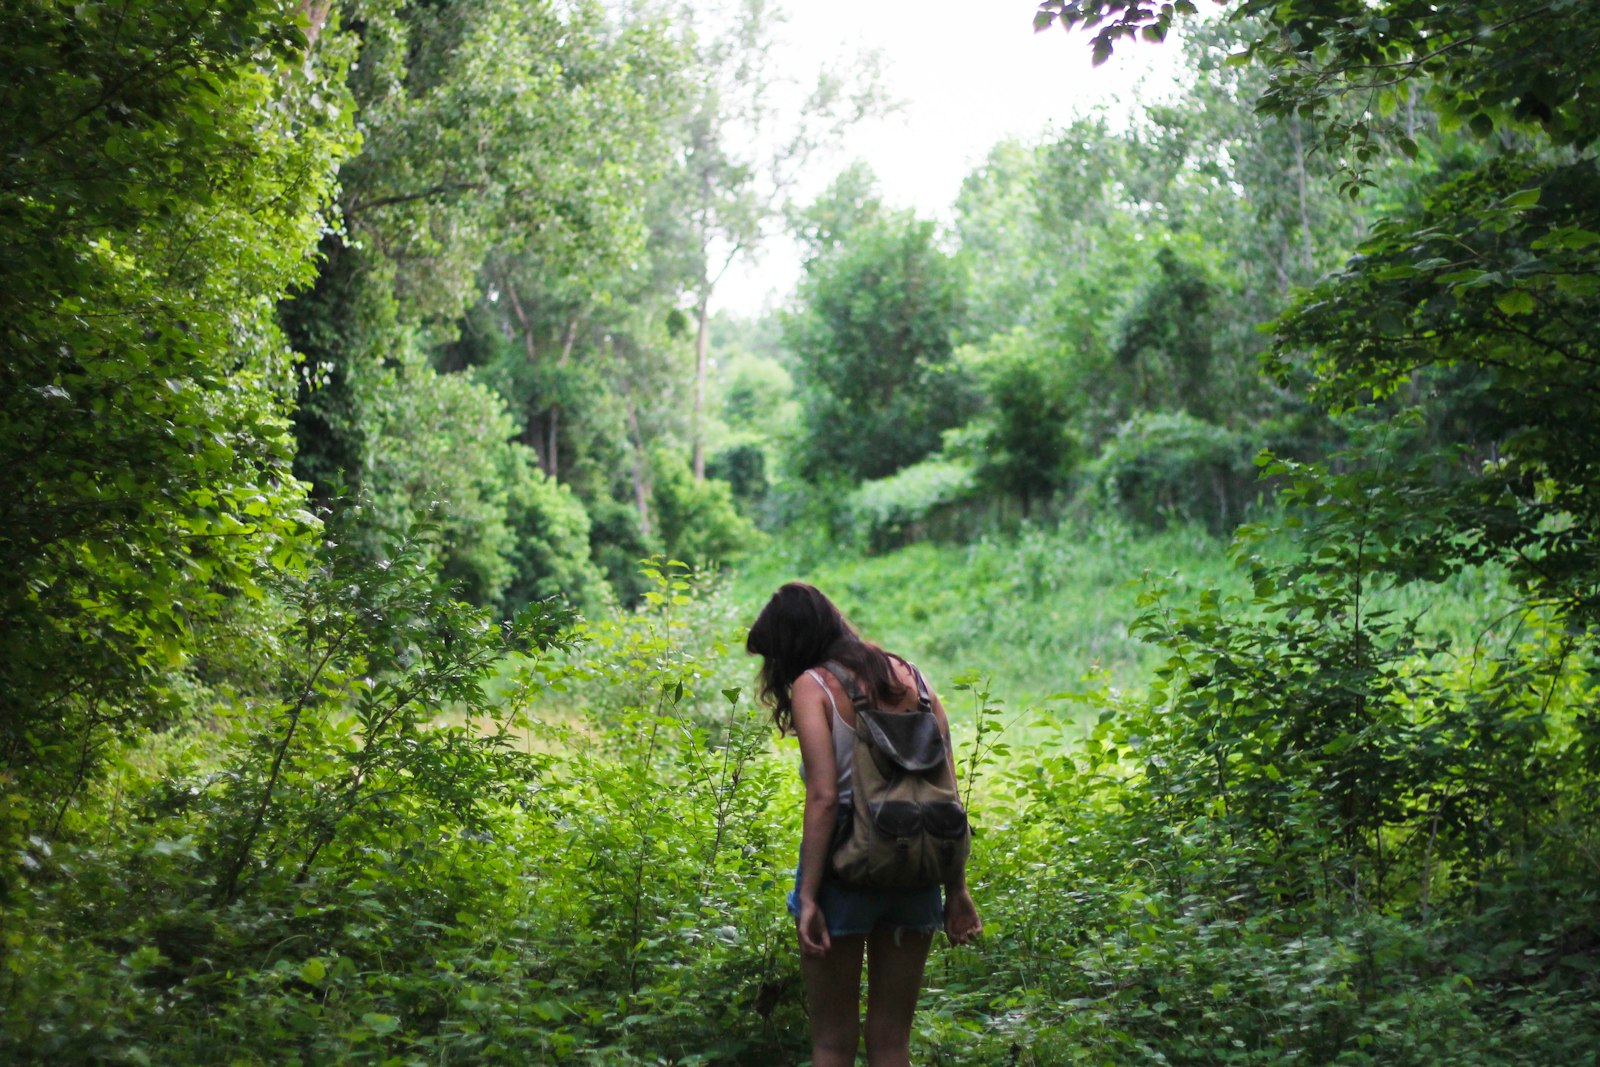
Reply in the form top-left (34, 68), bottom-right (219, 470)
top-left (284, 0), bottom-right (676, 605)
top-left (660, 0), bottom-right (889, 481)
top-left (0, 0), bottom-right (352, 823)
top-left (1111, 246), bottom-right (1222, 421)
top-left (964, 328), bottom-right (1083, 516)
top-left (1034, 1), bottom-right (1600, 157)
top-left (786, 206), bottom-right (974, 482)
top-left (956, 121), bottom-right (1147, 357)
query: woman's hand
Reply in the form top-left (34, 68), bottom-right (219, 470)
top-left (796, 895), bottom-right (832, 957)
top-left (944, 887), bottom-right (982, 946)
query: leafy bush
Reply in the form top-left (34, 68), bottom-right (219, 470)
top-left (0, 557), bottom-right (812, 1064)
top-left (1, 516), bottom-right (580, 1062)
top-left (0, 0), bottom-right (351, 830)
top-left (649, 447), bottom-right (762, 568)
top-left (587, 493), bottom-right (657, 603)
top-left (963, 326), bottom-right (1085, 515)
top-left (361, 357), bottom-right (530, 606)
top-left (501, 463), bottom-right (611, 616)
top-left (845, 455), bottom-right (978, 552)
top-left (1086, 410), bottom-right (1259, 533)
top-left (917, 432), bottom-right (1600, 1066)
top-left (706, 443), bottom-right (770, 509)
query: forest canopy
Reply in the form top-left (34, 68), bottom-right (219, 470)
top-left (2, 0), bottom-right (1598, 1062)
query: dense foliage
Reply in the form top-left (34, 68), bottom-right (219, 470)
top-left (784, 203), bottom-right (975, 483)
top-left (1, 0), bottom-right (351, 821)
top-left (5, 0), bottom-right (1600, 1063)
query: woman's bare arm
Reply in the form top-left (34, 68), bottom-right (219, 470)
top-left (792, 670), bottom-right (840, 956)
top-left (931, 688), bottom-right (982, 944)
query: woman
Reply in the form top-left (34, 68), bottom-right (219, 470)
top-left (747, 582), bottom-right (981, 1067)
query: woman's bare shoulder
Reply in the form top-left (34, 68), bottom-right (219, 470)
top-left (794, 665), bottom-right (843, 704)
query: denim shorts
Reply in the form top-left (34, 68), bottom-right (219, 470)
top-left (787, 864), bottom-right (944, 940)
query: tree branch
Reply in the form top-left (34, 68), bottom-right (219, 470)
top-left (347, 181), bottom-right (490, 218)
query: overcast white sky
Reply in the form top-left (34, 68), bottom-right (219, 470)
top-left (716, 0), bottom-right (1185, 315)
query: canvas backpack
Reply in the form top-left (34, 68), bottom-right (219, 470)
top-left (820, 660), bottom-right (971, 890)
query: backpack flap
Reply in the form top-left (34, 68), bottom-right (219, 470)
top-left (855, 707), bottom-right (946, 773)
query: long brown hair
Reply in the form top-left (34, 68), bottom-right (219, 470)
top-left (745, 582), bottom-right (907, 734)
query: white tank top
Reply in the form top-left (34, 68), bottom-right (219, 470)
top-left (803, 667), bottom-right (855, 805)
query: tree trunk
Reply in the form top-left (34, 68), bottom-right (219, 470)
top-left (544, 316), bottom-right (579, 482)
top-left (1289, 119), bottom-right (1315, 279)
top-left (627, 395), bottom-right (653, 538)
top-left (691, 293), bottom-right (710, 482)
top-left (1274, 232), bottom-right (1292, 295)
top-left (296, 0), bottom-right (334, 50)
top-left (545, 406), bottom-right (559, 482)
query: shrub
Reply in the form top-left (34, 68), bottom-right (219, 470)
top-left (649, 448), bottom-right (762, 568)
top-left (1086, 410), bottom-right (1258, 533)
top-left (501, 464), bottom-right (611, 616)
top-left (845, 455), bottom-right (977, 552)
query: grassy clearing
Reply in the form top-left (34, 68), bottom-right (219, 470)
top-left (723, 513), bottom-right (1518, 755)
top-left (728, 517), bottom-right (1243, 723)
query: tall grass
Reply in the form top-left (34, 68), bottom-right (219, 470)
top-left (730, 517), bottom-right (1241, 717)
top-left (729, 514), bottom-right (1517, 735)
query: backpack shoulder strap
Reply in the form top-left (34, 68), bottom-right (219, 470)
top-left (900, 658), bottom-right (932, 710)
top-left (818, 660), bottom-right (870, 712)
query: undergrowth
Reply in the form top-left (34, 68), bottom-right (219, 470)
top-left (4, 519), bottom-right (1592, 1065)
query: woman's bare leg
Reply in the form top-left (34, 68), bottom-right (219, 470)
top-left (862, 928), bottom-right (932, 1067)
top-left (801, 933), bottom-right (866, 1067)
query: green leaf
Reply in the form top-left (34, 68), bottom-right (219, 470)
top-left (1495, 289), bottom-right (1536, 316)
top-left (1537, 227), bottom-right (1600, 250)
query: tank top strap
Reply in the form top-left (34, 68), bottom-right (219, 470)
top-left (804, 668), bottom-right (839, 718)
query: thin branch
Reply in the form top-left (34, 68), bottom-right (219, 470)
top-left (346, 181), bottom-right (489, 217)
